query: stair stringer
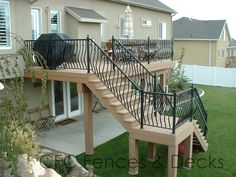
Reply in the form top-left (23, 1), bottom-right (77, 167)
top-left (86, 78), bottom-right (140, 132)
top-left (193, 121), bottom-right (208, 151)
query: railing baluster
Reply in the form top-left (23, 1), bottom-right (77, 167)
top-left (172, 92), bottom-right (176, 134)
top-left (141, 89), bottom-right (144, 129)
top-left (86, 35), bottom-right (90, 73)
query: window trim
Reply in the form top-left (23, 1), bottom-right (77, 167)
top-left (31, 7), bottom-right (42, 40)
top-left (141, 18), bottom-right (152, 28)
top-left (119, 15), bottom-right (126, 39)
top-left (158, 21), bottom-right (167, 40)
top-left (49, 9), bottom-right (61, 33)
top-left (0, 0), bottom-right (11, 50)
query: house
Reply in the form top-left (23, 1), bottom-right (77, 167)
top-left (226, 39), bottom-right (236, 67)
top-left (173, 17), bottom-right (231, 67)
top-left (0, 1), bottom-right (208, 177)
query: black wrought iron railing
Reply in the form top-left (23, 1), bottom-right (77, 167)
top-left (192, 87), bottom-right (208, 136)
top-left (24, 36), bottom-right (207, 135)
top-left (24, 39), bottom-right (89, 70)
top-left (111, 37), bottom-right (163, 93)
top-left (117, 37), bottom-right (173, 62)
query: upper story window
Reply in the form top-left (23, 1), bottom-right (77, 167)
top-left (158, 22), bottom-right (166, 40)
top-left (119, 16), bottom-right (125, 38)
top-left (50, 10), bottom-right (60, 33)
top-left (141, 18), bottom-right (152, 28)
top-left (31, 8), bottom-right (41, 40)
top-left (0, 1), bottom-right (11, 49)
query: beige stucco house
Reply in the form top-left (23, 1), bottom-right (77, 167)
top-left (0, 1), bottom-right (209, 177)
top-left (173, 17), bottom-right (231, 67)
top-left (1, 0), bottom-right (176, 114)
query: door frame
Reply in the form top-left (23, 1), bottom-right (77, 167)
top-left (51, 81), bottom-right (83, 122)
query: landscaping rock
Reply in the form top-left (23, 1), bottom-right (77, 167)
top-left (2, 154), bottom-right (61, 177)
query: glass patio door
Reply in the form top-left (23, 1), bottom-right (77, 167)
top-left (67, 83), bottom-right (83, 117)
top-left (51, 81), bottom-right (83, 122)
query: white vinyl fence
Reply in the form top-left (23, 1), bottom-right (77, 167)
top-left (183, 65), bottom-right (236, 88)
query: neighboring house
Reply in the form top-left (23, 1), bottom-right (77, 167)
top-left (226, 39), bottom-right (236, 67)
top-left (173, 17), bottom-right (231, 67)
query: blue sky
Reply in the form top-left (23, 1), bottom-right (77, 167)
top-left (162, 0), bottom-right (236, 39)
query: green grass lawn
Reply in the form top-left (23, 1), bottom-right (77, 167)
top-left (76, 85), bottom-right (236, 177)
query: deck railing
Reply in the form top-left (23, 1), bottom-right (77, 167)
top-left (117, 37), bottom-right (173, 63)
top-left (24, 36), bottom-right (207, 134)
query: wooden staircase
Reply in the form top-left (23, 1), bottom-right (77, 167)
top-left (86, 76), bottom-right (141, 131)
top-left (193, 121), bottom-right (208, 151)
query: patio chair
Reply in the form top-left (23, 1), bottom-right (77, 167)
top-left (28, 105), bottom-right (56, 131)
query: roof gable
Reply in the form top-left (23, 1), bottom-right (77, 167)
top-left (173, 17), bottom-right (226, 40)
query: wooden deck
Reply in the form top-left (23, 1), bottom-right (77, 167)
top-left (24, 59), bottom-right (175, 82)
top-left (23, 59), bottom-right (205, 177)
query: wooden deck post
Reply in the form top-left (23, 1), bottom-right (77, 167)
top-left (148, 142), bottom-right (157, 161)
top-left (160, 73), bottom-right (166, 91)
top-left (129, 135), bottom-right (139, 175)
top-left (168, 145), bottom-right (178, 177)
top-left (83, 84), bottom-right (94, 155)
top-left (183, 134), bottom-right (193, 168)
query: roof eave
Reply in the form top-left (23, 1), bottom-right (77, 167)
top-left (31, 0), bottom-right (38, 4)
top-left (110, 0), bottom-right (176, 14)
top-left (174, 38), bottom-right (218, 41)
top-left (65, 7), bottom-right (107, 24)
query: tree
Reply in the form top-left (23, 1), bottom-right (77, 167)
top-left (0, 34), bottom-right (47, 176)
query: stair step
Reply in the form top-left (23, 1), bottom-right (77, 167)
top-left (109, 96), bottom-right (140, 111)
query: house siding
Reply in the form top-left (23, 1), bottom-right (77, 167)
top-left (0, 0), bottom-right (31, 55)
top-left (32, 0), bottom-right (173, 41)
top-left (174, 40), bottom-right (217, 66)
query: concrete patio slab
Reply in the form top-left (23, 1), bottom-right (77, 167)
top-left (38, 110), bottom-right (126, 155)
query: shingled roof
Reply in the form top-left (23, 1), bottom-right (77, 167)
top-left (65, 6), bottom-right (107, 23)
top-left (173, 17), bottom-right (227, 40)
top-left (112, 0), bottom-right (176, 14)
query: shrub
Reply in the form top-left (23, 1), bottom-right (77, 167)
top-left (166, 48), bottom-right (189, 92)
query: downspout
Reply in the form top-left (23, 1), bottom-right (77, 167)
top-left (208, 40), bottom-right (212, 66)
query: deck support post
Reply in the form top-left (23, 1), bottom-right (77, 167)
top-left (183, 134), bottom-right (193, 168)
top-left (168, 145), bottom-right (178, 177)
top-left (128, 135), bottom-right (139, 175)
top-left (83, 84), bottom-right (94, 155)
top-left (148, 142), bottom-right (157, 161)
top-left (160, 73), bottom-right (166, 91)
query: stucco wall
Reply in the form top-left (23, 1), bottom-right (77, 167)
top-left (174, 40), bottom-right (211, 66)
top-left (174, 40), bottom-right (229, 67)
top-left (0, 0), bottom-right (31, 55)
top-left (24, 78), bottom-right (49, 110)
top-left (32, 0), bottom-right (173, 41)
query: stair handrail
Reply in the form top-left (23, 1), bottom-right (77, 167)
top-left (193, 87), bottom-right (208, 136)
top-left (112, 37), bottom-right (164, 93)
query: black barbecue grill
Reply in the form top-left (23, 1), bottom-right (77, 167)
top-left (33, 33), bottom-right (74, 69)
